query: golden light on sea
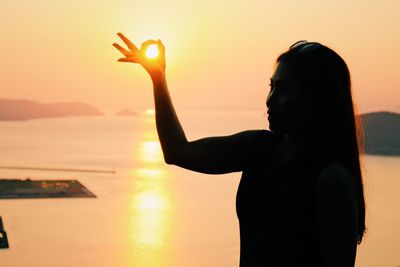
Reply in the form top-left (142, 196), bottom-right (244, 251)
top-left (127, 187), bottom-right (171, 266)
top-left (136, 168), bottom-right (164, 179)
top-left (138, 141), bottom-right (162, 163)
top-left (125, 126), bottom-right (173, 266)
top-left (145, 109), bottom-right (156, 116)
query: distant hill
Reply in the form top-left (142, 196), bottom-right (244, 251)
top-left (0, 98), bottom-right (103, 120)
top-left (360, 111), bottom-right (400, 155)
top-left (114, 109), bottom-right (138, 116)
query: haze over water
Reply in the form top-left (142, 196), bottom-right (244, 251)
top-left (0, 111), bottom-right (399, 267)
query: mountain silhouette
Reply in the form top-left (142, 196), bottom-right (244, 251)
top-left (0, 98), bottom-right (103, 120)
top-left (359, 111), bottom-right (400, 155)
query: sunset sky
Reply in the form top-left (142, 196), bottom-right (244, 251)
top-left (1, 0), bottom-right (399, 114)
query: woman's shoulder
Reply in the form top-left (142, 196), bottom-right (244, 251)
top-left (252, 129), bottom-right (280, 145)
top-left (248, 130), bottom-right (281, 153)
top-left (242, 130), bottom-right (281, 167)
top-left (236, 129), bottom-right (279, 149)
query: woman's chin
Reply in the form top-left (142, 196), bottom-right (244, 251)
top-left (268, 122), bottom-right (279, 133)
top-left (268, 118), bottom-right (276, 130)
top-left (268, 121), bottom-right (286, 135)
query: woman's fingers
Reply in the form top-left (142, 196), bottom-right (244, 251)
top-left (158, 39), bottom-right (165, 51)
top-left (114, 34), bottom-right (166, 72)
top-left (141, 40), bottom-right (159, 51)
top-left (117, 32), bottom-right (139, 51)
top-left (118, 55), bottom-right (142, 63)
top-left (113, 33), bottom-right (144, 63)
top-left (112, 43), bottom-right (131, 56)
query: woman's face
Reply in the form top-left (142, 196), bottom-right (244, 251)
top-left (266, 61), bottom-right (308, 135)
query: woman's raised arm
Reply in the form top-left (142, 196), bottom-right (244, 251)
top-left (113, 33), bottom-right (261, 174)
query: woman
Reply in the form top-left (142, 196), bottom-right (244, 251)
top-left (113, 34), bottom-right (366, 267)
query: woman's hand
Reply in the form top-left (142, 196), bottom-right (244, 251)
top-left (113, 32), bottom-right (166, 81)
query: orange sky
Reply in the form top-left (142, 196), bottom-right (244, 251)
top-left (1, 0), bottom-right (399, 114)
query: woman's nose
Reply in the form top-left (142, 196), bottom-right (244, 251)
top-left (266, 90), bottom-right (275, 108)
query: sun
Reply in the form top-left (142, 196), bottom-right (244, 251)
top-left (145, 44), bottom-right (159, 59)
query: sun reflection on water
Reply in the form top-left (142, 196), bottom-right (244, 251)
top-left (139, 141), bottom-right (162, 163)
top-left (131, 189), bottom-right (170, 246)
top-left (144, 109), bottom-right (156, 124)
top-left (127, 185), bottom-right (172, 266)
top-left (125, 125), bottom-right (174, 266)
top-left (136, 168), bottom-right (164, 179)
top-left (134, 190), bottom-right (169, 212)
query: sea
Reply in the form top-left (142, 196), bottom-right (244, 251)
top-left (0, 110), bottom-right (399, 267)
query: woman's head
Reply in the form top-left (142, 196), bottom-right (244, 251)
top-left (268, 41), bottom-right (366, 244)
top-left (267, 41), bottom-right (352, 136)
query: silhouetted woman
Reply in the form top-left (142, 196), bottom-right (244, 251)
top-left (113, 35), bottom-right (366, 267)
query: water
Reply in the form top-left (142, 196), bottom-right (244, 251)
top-left (0, 111), bottom-right (399, 266)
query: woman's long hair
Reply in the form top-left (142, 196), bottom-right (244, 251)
top-left (276, 42), bottom-right (366, 244)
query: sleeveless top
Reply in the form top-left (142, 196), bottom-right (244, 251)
top-left (236, 130), bottom-right (327, 267)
